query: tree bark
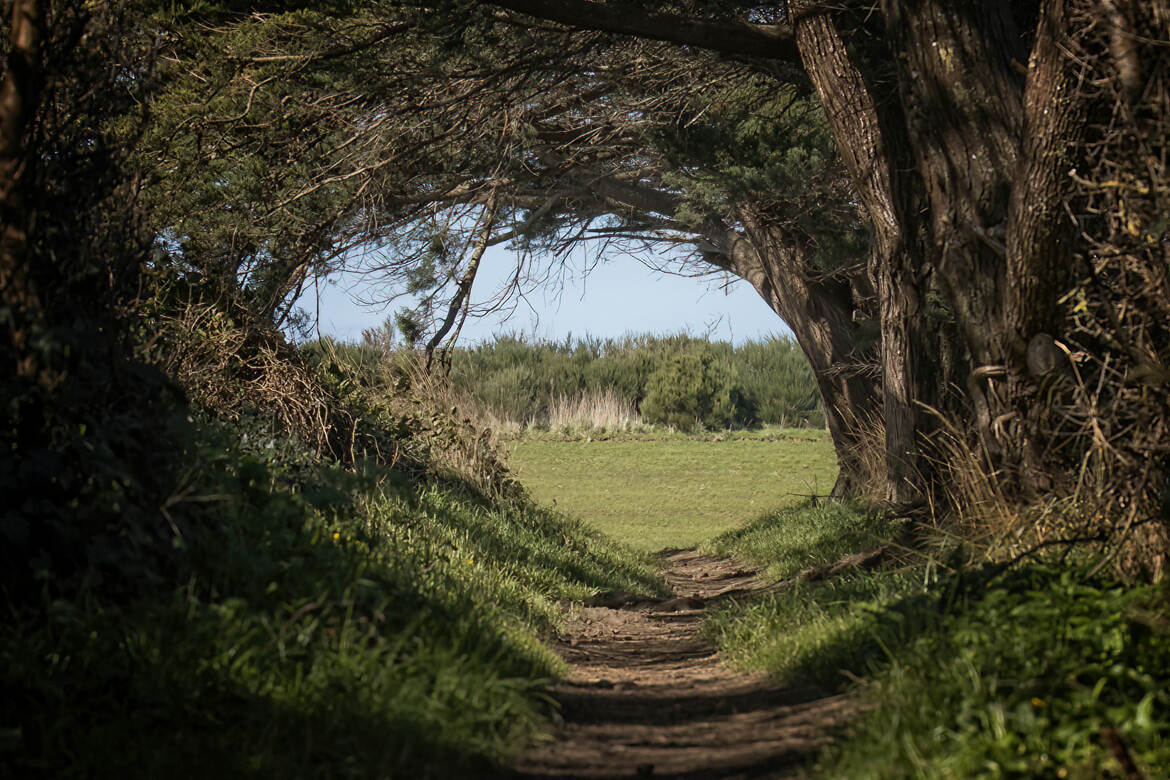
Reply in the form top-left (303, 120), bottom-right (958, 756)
top-left (1004, 0), bottom-right (1092, 492)
top-left (719, 212), bottom-right (882, 499)
top-left (1006, 0), bottom-right (1086, 342)
top-left (788, 0), bottom-right (936, 507)
top-left (0, 0), bottom-right (46, 385)
top-left (879, 0), bottom-right (1067, 491)
top-left (881, 0), bottom-right (1024, 370)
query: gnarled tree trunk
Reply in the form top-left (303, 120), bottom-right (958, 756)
top-left (1003, 0), bottom-right (1093, 494)
top-left (789, 0), bottom-right (943, 508)
top-left (716, 210), bottom-right (882, 499)
top-left (0, 0), bottom-right (46, 388)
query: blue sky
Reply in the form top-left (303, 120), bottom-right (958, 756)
top-left (309, 246), bottom-right (791, 345)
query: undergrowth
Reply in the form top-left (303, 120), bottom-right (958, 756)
top-left (704, 502), bottom-right (1170, 778)
top-left (1, 417), bottom-right (662, 778)
top-left (821, 566), bottom-right (1170, 778)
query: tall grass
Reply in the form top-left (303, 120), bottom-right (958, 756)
top-left (546, 389), bottom-right (645, 433)
top-left (921, 401), bottom-right (1167, 581)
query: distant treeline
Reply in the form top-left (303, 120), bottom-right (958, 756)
top-left (445, 333), bottom-right (823, 430)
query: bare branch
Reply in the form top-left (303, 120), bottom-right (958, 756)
top-left (425, 191), bottom-right (500, 367)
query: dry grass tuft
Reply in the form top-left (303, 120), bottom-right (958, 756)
top-left (151, 297), bottom-right (338, 454)
top-left (150, 294), bottom-right (520, 502)
top-left (836, 405), bottom-right (888, 503)
top-left (924, 399), bottom-right (1168, 581)
top-left (546, 390), bottom-right (644, 433)
top-left (385, 351), bottom-right (522, 500)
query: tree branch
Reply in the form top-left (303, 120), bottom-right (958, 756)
top-left (425, 191), bottom-right (499, 368)
top-left (484, 0), bottom-right (801, 63)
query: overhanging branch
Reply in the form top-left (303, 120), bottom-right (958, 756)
top-left (484, 0), bottom-right (801, 63)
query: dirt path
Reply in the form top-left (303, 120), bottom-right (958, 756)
top-left (505, 550), bottom-right (852, 780)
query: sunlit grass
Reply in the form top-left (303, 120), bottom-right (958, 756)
top-left (507, 430), bottom-right (837, 551)
top-left (819, 569), bottom-right (1170, 778)
top-left (701, 501), bottom-right (1170, 778)
top-left (703, 569), bottom-right (921, 688)
top-left (707, 498), bottom-right (894, 579)
top-left (702, 502), bottom-right (914, 689)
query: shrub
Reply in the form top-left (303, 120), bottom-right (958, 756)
top-left (733, 338), bottom-right (824, 427)
top-left (446, 332), bottom-right (822, 431)
top-left (641, 346), bottom-right (737, 432)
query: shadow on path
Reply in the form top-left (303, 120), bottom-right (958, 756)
top-left (499, 550), bottom-right (853, 779)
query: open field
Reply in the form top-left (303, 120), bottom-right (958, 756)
top-left (506, 430), bottom-right (838, 551)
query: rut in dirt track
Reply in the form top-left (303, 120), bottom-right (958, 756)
top-left (502, 550), bottom-right (852, 780)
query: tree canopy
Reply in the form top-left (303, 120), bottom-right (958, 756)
top-left (4, 0), bottom-right (1169, 572)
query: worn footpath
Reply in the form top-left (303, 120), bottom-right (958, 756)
top-left (505, 550), bottom-right (852, 779)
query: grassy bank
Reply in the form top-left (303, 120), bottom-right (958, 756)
top-left (704, 503), bottom-right (1170, 777)
top-left (2, 324), bottom-right (665, 778)
top-left (1, 424), bottom-right (665, 779)
top-left (507, 430), bottom-right (837, 551)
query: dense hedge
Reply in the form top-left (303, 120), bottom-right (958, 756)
top-left (446, 333), bottom-right (823, 429)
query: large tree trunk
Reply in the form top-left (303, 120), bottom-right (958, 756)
top-left (1007, 0), bottom-right (1085, 340)
top-left (881, 0), bottom-right (1024, 368)
top-left (881, 0), bottom-right (1023, 479)
top-left (1003, 0), bottom-right (1092, 493)
top-left (719, 213), bottom-right (882, 499)
top-left (788, 0), bottom-right (940, 507)
top-left (879, 0), bottom-right (1082, 497)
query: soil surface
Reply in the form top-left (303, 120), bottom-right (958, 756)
top-left (503, 550), bottom-right (852, 780)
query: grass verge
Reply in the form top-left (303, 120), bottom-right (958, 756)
top-left (819, 566), bottom-right (1170, 778)
top-left (706, 499), bottom-right (896, 580)
top-left (0, 419), bottom-right (664, 779)
top-left (703, 501), bottom-right (913, 689)
top-left (703, 501), bottom-right (1170, 777)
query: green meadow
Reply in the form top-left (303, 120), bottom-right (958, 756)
top-left (507, 430), bottom-right (838, 551)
